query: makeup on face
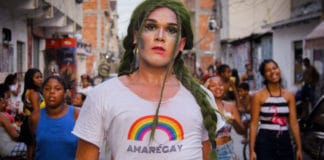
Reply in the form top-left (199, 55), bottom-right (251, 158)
top-left (143, 19), bottom-right (179, 39)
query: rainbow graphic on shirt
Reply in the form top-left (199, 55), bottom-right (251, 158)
top-left (128, 115), bottom-right (184, 141)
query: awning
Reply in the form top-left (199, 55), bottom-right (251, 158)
top-left (305, 21), bottom-right (324, 49)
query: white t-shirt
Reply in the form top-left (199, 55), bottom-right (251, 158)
top-left (72, 77), bottom-right (224, 160)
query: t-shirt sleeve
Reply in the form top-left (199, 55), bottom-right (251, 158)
top-left (72, 90), bottom-right (108, 148)
top-left (201, 126), bottom-right (209, 141)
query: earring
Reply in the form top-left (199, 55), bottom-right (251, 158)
top-left (133, 47), bottom-right (139, 68)
top-left (133, 47), bottom-right (139, 55)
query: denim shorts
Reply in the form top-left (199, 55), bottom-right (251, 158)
top-left (216, 140), bottom-right (236, 160)
top-left (255, 129), bottom-right (293, 160)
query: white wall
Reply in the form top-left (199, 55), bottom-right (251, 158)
top-left (226, 0), bottom-right (290, 39)
top-left (46, 0), bottom-right (83, 26)
top-left (273, 20), bottom-right (319, 90)
top-left (0, 8), bottom-right (28, 73)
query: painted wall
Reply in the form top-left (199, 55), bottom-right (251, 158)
top-left (0, 8), bottom-right (28, 74)
top-left (273, 20), bottom-right (319, 90)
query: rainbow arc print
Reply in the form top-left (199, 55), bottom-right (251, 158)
top-left (128, 115), bottom-right (184, 141)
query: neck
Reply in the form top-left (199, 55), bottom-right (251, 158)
top-left (267, 82), bottom-right (281, 89)
top-left (215, 97), bottom-right (223, 108)
top-left (134, 66), bottom-right (175, 86)
top-left (266, 82), bottom-right (281, 95)
top-left (46, 104), bottom-right (68, 118)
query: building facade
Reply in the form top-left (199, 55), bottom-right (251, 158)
top-left (183, 0), bottom-right (220, 72)
top-left (0, 0), bottom-right (83, 81)
top-left (270, 0), bottom-right (323, 96)
top-left (220, 0), bottom-right (291, 89)
top-left (82, 0), bottom-right (119, 81)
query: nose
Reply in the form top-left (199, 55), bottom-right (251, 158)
top-left (155, 28), bottom-right (165, 42)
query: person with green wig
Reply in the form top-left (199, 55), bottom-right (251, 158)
top-left (72, 0), bottom-right (224, 159)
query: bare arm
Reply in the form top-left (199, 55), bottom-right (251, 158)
top-left (229, 81), bottom-right (242, 111)
top-left (229, 102), bottom-right (245, 135)
top-left (29, 111), bottom-right (39, 160)
top-left (286, 91), bottom-right (303, 160)
top-left (202, 140), bottom-right (211, 160)
top-left (245, 95), bottom-right (252, 113)
top-left (29, 111), bottom-right (40, 134)
top-left (75, 139), bottom-right (100, 160)
top-left (30, 90), bottom-right (41, 112)
top-left (249, 93), bottom-right (261, 160)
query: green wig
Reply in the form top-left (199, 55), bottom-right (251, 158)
top-left (118, 1), bottom-right (218, 159)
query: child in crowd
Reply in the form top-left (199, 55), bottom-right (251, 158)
top-left (238, 82), bottom-right (252, 144)
top-left (72, 92), bottom-right (86, 107)
top-left (30, 75), bottom-right (79, 160)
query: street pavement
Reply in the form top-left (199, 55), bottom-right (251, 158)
top-left (231, 129), bottom-right (246, 160)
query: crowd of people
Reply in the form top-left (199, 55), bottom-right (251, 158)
top-left (1, 0), bottom-right (320, 160)
top-left (0, 70), bottom-right (88, 159)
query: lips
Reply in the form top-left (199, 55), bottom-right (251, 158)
top-left (48, 97), bottom-right (56, 101)
top-left (151, 46), bottom-right (166, 55)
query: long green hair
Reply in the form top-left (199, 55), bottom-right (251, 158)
top-left (118, 1), bottom-right (218, 159)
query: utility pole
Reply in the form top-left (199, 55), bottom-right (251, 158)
top-left (209, 0), bottom-right (222, 60)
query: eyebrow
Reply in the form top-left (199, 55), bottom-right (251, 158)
top-left (144, 19), bottom-right (178, 26)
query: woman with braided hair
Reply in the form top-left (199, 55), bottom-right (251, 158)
top-left (73, 0), bottom-right (224, 159)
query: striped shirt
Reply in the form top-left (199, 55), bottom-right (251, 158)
top-left (259, 96), bottom-right (290, 131)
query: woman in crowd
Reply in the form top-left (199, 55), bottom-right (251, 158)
top-left (21, 68), bottom-right (44, 115)
top-left (72, 92), bottom-right (86, 107)
top-left (0, 83), bottom-right (27, 158)
top-left (20, 68), bottom-right (44, 160)
top-left (217, 64), bottom-right (239, 102)
top-left (72, 0), bottom-right (224, 159)
top-left (249, 59), bottom-right (302, 160)
top-left (206, 76), bottom-right (245, 159)
top-left (4, 73), bottom-right (22, 104)
top-left (30, 75), bottom-right (79, 160)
